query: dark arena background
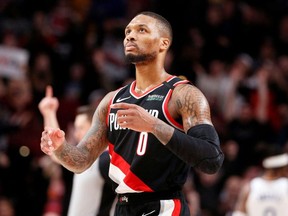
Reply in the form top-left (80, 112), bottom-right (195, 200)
top-left (0, 0), bottom-right (288, 215)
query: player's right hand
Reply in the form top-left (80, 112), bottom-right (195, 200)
top-left (40, 126), bottom-right (65, 156)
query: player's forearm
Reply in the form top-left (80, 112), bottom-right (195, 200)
top-left (52, 141), bottom-right (91, 173)
top-left (151, 118), bottom-right (175, 144)
top-left (166, 124), bottom-right (224, 174)
top-left (51, 125), bottom-right (108, 173)
top-left (152, 121), bottom-right (224, 174)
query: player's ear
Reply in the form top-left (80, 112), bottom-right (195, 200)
top-left (159, 37), bottom-right (170, 51)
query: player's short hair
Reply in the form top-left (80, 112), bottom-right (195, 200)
top-left (137, 11), bottom-right (173, 44)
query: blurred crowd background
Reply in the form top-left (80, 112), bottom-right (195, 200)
top-left (0, 0), bottom-right (288, 215)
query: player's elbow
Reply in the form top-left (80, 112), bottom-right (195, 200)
top-left (195, 151), bottom-right (224, 174)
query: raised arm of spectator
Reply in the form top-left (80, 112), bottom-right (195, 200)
top-left (254, 65), bottom-right (269, 123)
top-left (38, 85), bottom-right (60, 128)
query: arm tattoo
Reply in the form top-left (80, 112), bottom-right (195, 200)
top-left (152, 121), bottom-right (174, 144)
top-left (54, 98), bottom-right (110, 173)
top-left (152, 84), bottom-right (212, 145)
top-left (178, 85), bottom-right (211, 128)
top-left (179, 92), bottom-right (197, 117)
top-left (54, 141), bottom-right (89, 172)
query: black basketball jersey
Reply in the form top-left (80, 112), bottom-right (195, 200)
top-left (107, 75), bottom-right (191, 194)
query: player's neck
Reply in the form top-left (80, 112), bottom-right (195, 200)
top-left (135, 68), bottom-right (170, 93)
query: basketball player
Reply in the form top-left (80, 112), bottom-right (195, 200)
top-left (40, 11), bottom-right (224, 215)
top-left (232, 151), bottom-right (288, 216)
top-left (38, 86), bottom-right (116, 216)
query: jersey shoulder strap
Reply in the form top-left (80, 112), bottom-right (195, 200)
top-left (163, 76), bottom-right (191, 90)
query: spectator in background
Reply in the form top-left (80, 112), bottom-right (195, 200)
top-left (232, 149), bottom-right (288, 216)
top-left (0, 196), bottom-right (15, 216)
top-left (219, 139), bottom-right (242, 181)
top-left (226, 101), bottom-right (269, 173)
top-left (223, 53), bottom-right (254, 122)
top-left (183, 172), bottom-right (201, 216)
top-left (39, 154), bottom-right (65, 216)
top-left (4, 78), bottom-right (43, 157)
top-left (0, 77), bottom-right (48, 215)
top-left (29, 52), bottom-right (54, 104)
top-left (63, 62), bottom-right (87, 104)
top-left (218, 175), bottom-right (243, 216)
top-left (38, 85), bottom-right (116, 216)
top-left (193, 171), bottom-right (223, 216)
top-left (195, 59), bottom-right (229, 136)
top-left (224, 60), bottom-right (275, 173)
top-left (92, 18), bottom-right (130, 91)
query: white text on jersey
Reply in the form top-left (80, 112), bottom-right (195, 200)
top-left (109, 109), bottom-right (159, 131)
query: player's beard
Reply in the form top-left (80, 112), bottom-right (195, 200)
top-left (125, 51), bottom-right (157, 64)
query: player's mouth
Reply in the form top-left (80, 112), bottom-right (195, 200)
top-left (125, 42), bottom-right (137, 51)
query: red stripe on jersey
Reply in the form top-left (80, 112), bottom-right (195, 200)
top-left (172, 199), bottom-right (181, 216)
top-left (123, 171), bottom-right (153, 192)
top-left (109, 143), bottom-right (130, 174)
top-left (130, 75), bottom-right (175, 98)
top-left (163, 79), bottom-right (190, 131)
top-left (108, 143), bottom-right (114, 156)
top-left (163, 90), bottom-right (183, 130)
top-left (174, 80), bottom-right (190, 86)
top-left (108, 143), bottom-right (153, 192)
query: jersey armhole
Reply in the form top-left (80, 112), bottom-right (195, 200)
top-left (162, 80), bottom-right (190, 131)
top-left (105, 88), bottom-right (123, 126)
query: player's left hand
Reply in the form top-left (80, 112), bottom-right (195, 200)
top-left (110, 102), bottom-right (157, 132)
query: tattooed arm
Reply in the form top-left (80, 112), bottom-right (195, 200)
top-left (153, 84), bottom-right (213, 143)
top-left (162, 84), bottom-right (224, 173)
top-left (170, 84), bottom-right (213, 132)
top-left (40, 91), bottom-right (115, 173)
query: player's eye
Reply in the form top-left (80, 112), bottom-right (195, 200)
top-left (139, 28), bottom-right (147, 33)
top-left (125, 29), bottom-right (131, 35)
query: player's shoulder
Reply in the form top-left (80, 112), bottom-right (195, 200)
top-left (95, 90), bottom-right (119, 116)
top-left (173, 81), bottom-right (203, 97)
top-left (99, 90), bottom-right (118, 105)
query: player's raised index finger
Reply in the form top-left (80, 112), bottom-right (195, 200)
top-left (45, 85), bottom-right (53, 98)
